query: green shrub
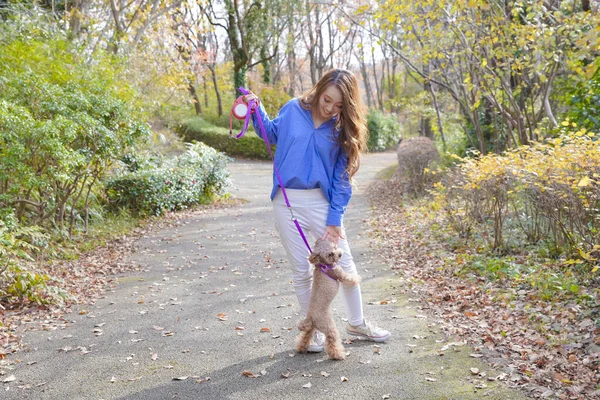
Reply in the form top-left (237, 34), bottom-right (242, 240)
top-left (566, 69), bottom-right (600, 133)
top-left (367, 109), bottom-right (403, 152)
top-left (0, 31), bottom-right (149, 234)
top-left (106, 142), bottom-right (231, 216)
top-left (0, 209), bottom-right (64, 306)
top-left (176, 117), bottom-right (274, 160)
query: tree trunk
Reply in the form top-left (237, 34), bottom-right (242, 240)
top-left (202, 75), bottom-right (209, 108)
top-left (225, 0), bottom-right (248, 95)
top-left (188, 82), bottom-right (202, 115)
top-left (390, 57), bottom-right (398, 113)
top-left (371, 47), bottom-right (383, 111)
top-left (427, 84), bottom-right (446, 152)
top-left (421, 62), bottom-right (433, 139)
top-left (359, 60), bottom-right (373, 108)
top-left (261, 46), bottom-right (271, 84)
top-left (582, 0), bottom-right (590, 11)
top-left (287, 46), bottom-right (297, 97)
top-left (208, 65), bottom-right (223, 116)
top-left (68, 0), bottom-right (88, 40)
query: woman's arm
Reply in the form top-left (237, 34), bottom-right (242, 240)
top-left (326, 148), bottom-right (353, 229)
top-left (243, 93), bottom-right (280, 145)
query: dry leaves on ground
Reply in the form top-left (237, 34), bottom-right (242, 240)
top-left (367, 177), bottom-right (600, 400)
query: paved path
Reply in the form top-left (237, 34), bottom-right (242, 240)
top-left (3, 152), bottom-right (527, 400)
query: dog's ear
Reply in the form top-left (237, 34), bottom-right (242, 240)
top-left (308, 252), bottom-right (319, 265)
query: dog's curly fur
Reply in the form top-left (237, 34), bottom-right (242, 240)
top-left (295, 238), bottom-right (361, 360)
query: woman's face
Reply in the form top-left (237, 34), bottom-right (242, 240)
top-left (317, 85), bottom-right (343, 121)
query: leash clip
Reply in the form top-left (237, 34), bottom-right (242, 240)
top-left (288, 205), bottom-right (296, 221)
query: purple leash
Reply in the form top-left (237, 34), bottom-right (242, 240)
top-left (235, 87), bottom-right (337, 280)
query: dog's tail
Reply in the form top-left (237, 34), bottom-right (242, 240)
top-left (332, 266), bottom-right (361, 286)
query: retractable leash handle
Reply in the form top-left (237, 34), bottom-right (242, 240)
top-left (229, 87), bottom-right (256, 139)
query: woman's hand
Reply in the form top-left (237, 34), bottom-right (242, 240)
top-left (321, 225), bottom-right (345, 244)
top-left (242, 92), bottom-right (259, 111)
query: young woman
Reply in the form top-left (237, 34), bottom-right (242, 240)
top-left (243, 68), bottom-right (390, 352)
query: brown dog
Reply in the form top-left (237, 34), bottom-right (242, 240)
top-left (295, 238), bottom-right (361, 360)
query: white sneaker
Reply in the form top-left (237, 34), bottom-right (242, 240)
top-left (307, 331), bottom-right (325, 353)
top-left (346, 320), bottom-right (391, 342)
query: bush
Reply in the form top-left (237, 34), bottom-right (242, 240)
top-left (367, 109), bottom-right (403, 152)
top-left (433, 127), bottom-right (600, 260)
top-left (0, 31), bottom-right (149, 234)
top-left (0, 209), bottom-right (62, 306)
top-left (106, 142), bottom-right (231, 216)
top-left (395, 136), bottom-right (440, 195)
top-left (566, 69), bottom-right (600, 133)
top-left (176, 117), bottom-right (274, 160)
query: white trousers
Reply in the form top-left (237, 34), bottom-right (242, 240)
top-left (272, 188), bottom-right (364, 326)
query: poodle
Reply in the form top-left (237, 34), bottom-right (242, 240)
top-left (295, 238), bottom-right (361, 360)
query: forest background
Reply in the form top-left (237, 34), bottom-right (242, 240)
top-left (1, 0), bottom-right (600, 397)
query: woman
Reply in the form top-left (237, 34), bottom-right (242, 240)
top-left (244, 68), bottom-right (390, 352)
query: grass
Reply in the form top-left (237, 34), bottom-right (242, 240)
top-left (47, 211), bottom-right (142, 261)
top-left (402, 196), bottom-right (596, 305)
top-left (374, 164), bottom-right (397, 180)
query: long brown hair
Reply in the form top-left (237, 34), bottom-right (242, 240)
top-left (300, 69), bottom-right (368, 181)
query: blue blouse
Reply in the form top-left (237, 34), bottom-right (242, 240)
top-left (250, 98), bottom-right (352, 226)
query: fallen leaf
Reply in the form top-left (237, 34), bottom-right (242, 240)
top-left (3, 375), bottom-right (16, 383)
top-left (281, 370), bottom-right (292, 379)
top-left (260, 327), bottom-right (271, 333)
top-left (216, 313), bottom-right (228, 321)
top-left (302, 382), bottom-right (312, 388)
top-left (341, 376), bottom-right (348, 382)
top-left (470, 368), bottom-right (480, 375)
top-left (241, 370), bottom-right (257, 378)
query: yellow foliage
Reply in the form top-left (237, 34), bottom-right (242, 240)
top-left (435, 128), bottom-right (600, 254)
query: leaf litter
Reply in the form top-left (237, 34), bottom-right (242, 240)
top-left (367, 177), bottom-right (600, 399)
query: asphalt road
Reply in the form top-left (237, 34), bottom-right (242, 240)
top-left (3, 151), bottom-right (527, 400)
